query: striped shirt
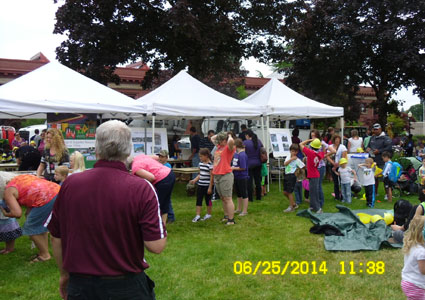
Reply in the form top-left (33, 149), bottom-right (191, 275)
top-left (198, 162), bottom-right (213, 187)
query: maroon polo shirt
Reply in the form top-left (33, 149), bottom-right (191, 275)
top-left (48, 160), bottom-right (166, 276)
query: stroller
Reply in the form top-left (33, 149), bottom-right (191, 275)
top-left (393, 158), bottom-right (420, 197)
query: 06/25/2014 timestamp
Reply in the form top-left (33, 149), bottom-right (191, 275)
top-left (233, 261), bottom-right (385, 276)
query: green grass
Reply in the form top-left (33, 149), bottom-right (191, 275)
top-left (0, 179), bottom-right (417, 300)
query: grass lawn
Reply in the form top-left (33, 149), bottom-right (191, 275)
top-left (0, 179), bottom-right (417, 300)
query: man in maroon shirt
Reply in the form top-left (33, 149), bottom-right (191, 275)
top-left (48, 120), bottom-right (166, 300)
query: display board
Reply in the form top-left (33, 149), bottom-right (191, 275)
top-left (130, 127), bottom-right (168, 155)
top-left (269, 128), bottom-right (292, 158)
top-left (47, 113), bottom-right (97, 168)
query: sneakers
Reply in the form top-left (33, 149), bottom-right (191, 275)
top-left (283, 206), bottom-right (295, 213)
top-left (192, 215), bottom-right (201, 222)
top-left (317, 208), bottom-right (323, 214)
top-left (201, 214), bottom-right (211, 221)
top-left (384, 195), bottom-right (388, 200)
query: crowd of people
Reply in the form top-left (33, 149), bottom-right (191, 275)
top-left (3, 120), bottom-right (425, 298)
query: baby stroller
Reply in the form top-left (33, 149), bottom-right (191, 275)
top-left (393, 158), bottom-right (420, 197)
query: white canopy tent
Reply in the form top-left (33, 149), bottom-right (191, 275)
top-left (0, 62), bottom-right (147, 119)
top-left (135, 70), bottom-right (260, 152)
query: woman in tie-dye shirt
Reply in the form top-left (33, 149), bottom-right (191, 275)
top-left (0, 174), bottom-right (59, 262)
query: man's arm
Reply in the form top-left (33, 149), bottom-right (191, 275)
top-left (144, 238), bottom-right (167, 254)
top-left (51, 236), bottom-right (69, 299)
top-left (382, 136), bottom-right (393, 153)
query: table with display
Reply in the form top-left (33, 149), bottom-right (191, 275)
top-left (0, 163), bottom-right (19, 171)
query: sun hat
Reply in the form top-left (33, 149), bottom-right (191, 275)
top-left (310, 138), bottom-right (321, 149)
top-left (339, 158), bottom-right (348, 165)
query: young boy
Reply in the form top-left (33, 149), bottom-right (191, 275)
top-left (358, 158), bottom-right (376, 207)
top-left (382, 151), bottom-right (394, 203)
top-left (283, 144), bottom-right (305, 212)
top-left (232, 139), bottom-right (249, 216)
top-left (335, 157), bottom-right (357, 204)
top-left (54, 165), bottom-right (69, 185)
top-left (299, 138), bottom-right (334, 213)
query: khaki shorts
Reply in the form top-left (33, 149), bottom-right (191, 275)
top-left (214, 172), bottom-right (234, 198)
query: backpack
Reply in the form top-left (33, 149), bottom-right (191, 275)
top-left (388, 161), bottom-right (402, 183)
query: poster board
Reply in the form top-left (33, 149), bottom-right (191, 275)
top-left (130, 127), bottom-right (168, 155)
top-left (47, 113), bottom-right (97, 168)
top-left (269, 128), bottom-right (292, 158)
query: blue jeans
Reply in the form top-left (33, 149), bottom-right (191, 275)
top-left (341, 183), bottom-right (351, 203)
top-left (191, 153), bottom-right (200, 179)
top-left (318, 166), bottom-right (326, 208)
top-left (294, 181), bottom-right (303, 205)
top-left (309, 177), bottom-right (320, 211)
top-left (167, 200), bottom-right (175, 221)
top-left (67, 272), bottom-right (155, 300)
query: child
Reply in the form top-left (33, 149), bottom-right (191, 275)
top-left (70, 151), bottom-right (86, 174)
top-left (335, 157), bottom-right (357, 204)
top-left (232, 139), bottom-right (249, 216)
top-left (283, 144), bottom-right (305, 212)
top-left (382, 151), bottom-right (394, 203)
top-left (401, 216), bottom-right (425, 299)
top-left (190, 148), bottom-right (213, 222)
top-left (157, 149), bottom-right (175, 223)
top-left (419, 159), bottom-right (425, 188)
top-left (299, 138), bottom-right (333, 213)
top-left (358, 158), bottom-right (376, 207)
top-left (0, 199), bottom-right (22, 254)
top-left (54, 165), bottom-right (69, 184)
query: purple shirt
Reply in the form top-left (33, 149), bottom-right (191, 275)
top-left (48, 160), bottom-right (166, 276)
top-left (232, 151), bottom-right (249, 179)
top-left (243, 139), bottom-right (263, 167)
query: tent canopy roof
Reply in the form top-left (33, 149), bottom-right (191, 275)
top-left (0, 62), bottom-right (147, 119)
top-left (136, 70), bottom-right (259, 119)
top-left (242, 78), bottom-right (343, 119)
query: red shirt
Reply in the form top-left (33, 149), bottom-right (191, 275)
top-left (213, 144), bottom-right (236, 175)
top-left (7, 175), bottom-right (59, 207)
top-left (303, 147), bottom-right (325, 178)
top-left (48, 160), bottom-right (166, 275)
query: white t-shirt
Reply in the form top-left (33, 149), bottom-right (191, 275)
top-left (339, 166), bottom-right (353, 184)
top-left (360, 165), bottom-right (375, 186)
top-left (402, 245), bottom-right (425, 289)
top-left (284, 156), bottom-right (305, 174)
top-left (348, 137), bottom-right (363, 153)
top-left (335, 144), bottom-right (347, 163)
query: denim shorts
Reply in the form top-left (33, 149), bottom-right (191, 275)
top-left (23, 195), bottom-right (56, 236)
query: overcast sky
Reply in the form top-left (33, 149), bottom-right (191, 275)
top-left (0, 0), bottom-right (420, 110)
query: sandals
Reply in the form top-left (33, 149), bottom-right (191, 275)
top-left (239, 212), bottom-right (248, 217)
top-left (0, 249), bottom-right (14, 255)
top-left (234, 210), bottom-right (242, 214)
top-left (30, 254), bottom-right (50, 263)
top-left (226, 219), bottom-right (236, 225)
top-left (221, 215), bottom-right (229, 222)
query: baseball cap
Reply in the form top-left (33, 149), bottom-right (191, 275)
top-left (373, 123), bottom-right (381, 129)
top-left (157, 149), bottom-right (169, 157)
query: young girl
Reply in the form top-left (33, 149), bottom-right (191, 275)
top-left (190, 148), bottom-right (213, 222)
top-left (0, 199), bottom-right (22, 254)
top-left (232, 139), bottom-right (249, 216)
top-left (401, 216), bottom-right (425, 299)
top-left (70, 151), bottom-right (86, 174)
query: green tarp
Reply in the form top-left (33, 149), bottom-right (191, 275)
top-left (297, 205), bottom-right (402, 251)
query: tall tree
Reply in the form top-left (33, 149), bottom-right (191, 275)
top-left (246, 0), bottom-right (425, 125)
top-left (53, 0), bottom-right (246, 95)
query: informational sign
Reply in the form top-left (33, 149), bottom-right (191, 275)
top-left (130, 127), bottom-right (168, 155)
top-left (47, 113), bottom-right (97, 168)
top-left (269, 128), bottom-right (292, 158)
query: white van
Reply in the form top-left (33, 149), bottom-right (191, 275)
top-left (19, 124), bottom-right (47, 142)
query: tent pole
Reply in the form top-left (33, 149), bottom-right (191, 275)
top-left (340, 117), bottom-right (344, 139)
top-left (260, 115), bottom-right (265, 146)
top-left (152, 113), bottom-right (156, 154)
top-left (266, 115), bottom-right (270, 193)
top-left (144, 114), bottom-right (147, 155)
top-left (99, 114), bottom-right (103, 124)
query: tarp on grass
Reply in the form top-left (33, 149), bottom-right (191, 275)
top-left (297, 205), bottom-right (402, 251)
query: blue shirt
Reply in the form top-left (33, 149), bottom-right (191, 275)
top-left (232, 151), bottom-right (249, 179)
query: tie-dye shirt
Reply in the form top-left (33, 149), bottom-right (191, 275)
top-left (6, 175), bottom-right (60, 207)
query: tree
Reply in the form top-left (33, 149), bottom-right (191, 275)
top-left (54, 0), bottom-right (247, 95)
top-left (407, 104), bottom-right (424, 122)
top-left (246, 0), bottom-right (425, 125)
